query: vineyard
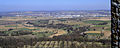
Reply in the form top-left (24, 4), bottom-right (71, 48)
top-left (6, 41), bottom-right (109, 48)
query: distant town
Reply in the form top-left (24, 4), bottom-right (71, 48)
top-left (0, 10), bottom-right (110, 18)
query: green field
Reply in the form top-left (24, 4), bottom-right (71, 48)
top-left (5, 25), bottom-right (17, 27)
top-left (83, 20), bottom-right (110, 24)
top-left (19, 28), bottom-right (32, 31)
top-left (93, 25), bottom-right (110, 27)
top-left (32, 32), bottom-right (54, 37)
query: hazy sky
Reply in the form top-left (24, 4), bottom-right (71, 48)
top-left (0, 0), bottom-right (110, 12)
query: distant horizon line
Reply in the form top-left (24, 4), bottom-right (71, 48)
top-left (0, 9), bottom-right (110, 12)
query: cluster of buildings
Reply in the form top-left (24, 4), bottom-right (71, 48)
top-left (0, 10), bottom-right (110, 18)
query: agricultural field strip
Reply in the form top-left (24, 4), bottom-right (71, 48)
top-left (29, 41), bottom-right (103, 48)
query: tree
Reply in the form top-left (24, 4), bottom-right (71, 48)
top-left (93, 29), bottom-right (96, 31)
